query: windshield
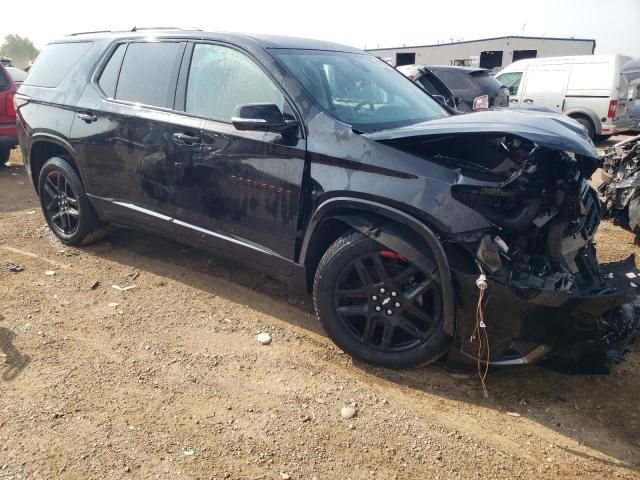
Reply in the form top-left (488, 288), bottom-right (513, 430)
top-left (273, 49), bottom-right (448, 132)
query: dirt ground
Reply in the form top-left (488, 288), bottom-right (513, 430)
top-left (1, 141), bottom-right (639, 480)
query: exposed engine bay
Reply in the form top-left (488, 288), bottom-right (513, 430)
top-left (598, 134), bottom-right (640, 238)
top-left (383, 131), bottom-right (640, 372)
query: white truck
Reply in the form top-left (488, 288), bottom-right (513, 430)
top-left (496, 55), bottom-right (636, 139)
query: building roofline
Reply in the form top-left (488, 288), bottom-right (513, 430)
top-left (365, 35), bottom-right (596, 52)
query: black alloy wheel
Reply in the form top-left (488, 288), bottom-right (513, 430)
top-left (314, 231), bottom-right (450, 368)
top-left (334, 250), bottom-right (441, 352)
top-left (37, 156), bottom-right (109, 246)
top-left (42, 170), bottom-right (80, 236)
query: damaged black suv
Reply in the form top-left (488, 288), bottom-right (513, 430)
top-left (17, 30), bottom-right (640, 370)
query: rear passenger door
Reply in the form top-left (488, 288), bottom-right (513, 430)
top-left (520, 67), bottom-right (570, 111)
top-left (70, 40), bottom-right (200, 220)
top-left (169, 42), bottom-right (306, 267)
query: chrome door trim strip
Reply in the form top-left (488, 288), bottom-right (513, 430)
top-left (101, 197), bottom-right (285, 259)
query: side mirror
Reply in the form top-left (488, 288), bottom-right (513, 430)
top-left (231, 103), bottom-right (297, 133)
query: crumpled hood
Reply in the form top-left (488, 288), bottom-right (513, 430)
top-left (364, 108), bottom-right (599, 160)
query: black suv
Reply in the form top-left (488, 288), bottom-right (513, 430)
top-left (17, 30), bottom-right (639, 371)
top-left (429, 66), bottom-right (509, 111)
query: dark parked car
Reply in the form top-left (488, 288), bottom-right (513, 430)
top-left (399, 65), bottom-right (509, 112)
top-left (396, 64), bottom-right (457, 109)
top-left (0, 62), bottom-right (18, 166)
top-left (17, 30), bottom-right (639, 371)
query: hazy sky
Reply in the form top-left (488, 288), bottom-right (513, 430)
top-left (2, 0), bottom-right (639, 57)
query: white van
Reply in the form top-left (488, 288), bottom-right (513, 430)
top-left (496, 55), bottom-right (635, 139)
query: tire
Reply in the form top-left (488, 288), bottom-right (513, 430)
top-left (629, 196), bottom-right (640, 241)
top-left (313, 230), bottom-right (450, 368)
top-left (37, 156), bottom-right (109, 246)
top-left (596, 134), bottom-right (613, 141)
top-left (0, 148), bottom-right (9, 167)
top-left (571, 115), bottom-right (595, 140)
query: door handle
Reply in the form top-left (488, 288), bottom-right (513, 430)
top-left (172, 132), bottom-right (201, 145)
top-left (523, 99), bottom-right (534, 103)
top-left (77, 112), bottom-right (97, 123)
top-left (510, 98), bottom-right (519, 103)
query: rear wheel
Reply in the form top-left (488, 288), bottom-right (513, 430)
top-left (38, 156), bottom-right (108, 246)
top-left (571, 114), bottom-right (595, 139)
top-left (313, 231), bottom-right (450, 368)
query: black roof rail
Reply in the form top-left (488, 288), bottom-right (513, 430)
top-left (67, 27), bottom-right (202, 37)
top-left (130, 26), bottom-right (202, 32)
top-left (68, 30), bottom-right (112, 36)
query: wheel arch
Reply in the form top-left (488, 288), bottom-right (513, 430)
top-left (299, 197), bottom-right (455, 335)
top-left (29, 134), bottom-right (82, 194)
top-left (565, 108), bottom-right (601, 136)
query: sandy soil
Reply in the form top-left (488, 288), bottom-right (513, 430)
top-left (1, 145), bottom-right (639, 479)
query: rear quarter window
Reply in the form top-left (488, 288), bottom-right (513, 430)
top-left (24, 42), bottom-right (92, 88)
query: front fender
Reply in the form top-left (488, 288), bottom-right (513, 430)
top-left (299, 198), bottom-right (455, 335)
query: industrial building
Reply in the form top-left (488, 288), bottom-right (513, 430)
top-left (366, 36), bottom-right (596, 70)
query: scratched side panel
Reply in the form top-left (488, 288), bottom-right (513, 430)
top-left (170, 118), bottom-right (306, 260)
top-left (302, 111), bottom-right (491, 235)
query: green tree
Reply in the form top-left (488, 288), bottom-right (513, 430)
top-left (0, 34), bottom-right (39, 69)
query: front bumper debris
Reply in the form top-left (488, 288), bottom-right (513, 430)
top-left (446, 256), bottom-right (640, 373)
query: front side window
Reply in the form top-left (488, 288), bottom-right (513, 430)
top-left (115, 42), bottom-right (181, 108)
top-left (274, 50), bottom-right (447, 133)
top-left (186, 44), bottom-right (285, 122)
top-left (496, 72), bottom-right (523, 96)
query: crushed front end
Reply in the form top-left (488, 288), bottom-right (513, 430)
top-left (598, 134), bottom-right (640, 238)
top-left (441, 134), bottom-right (640, 372)
top-left (384, 128), bottom-right (640, 371)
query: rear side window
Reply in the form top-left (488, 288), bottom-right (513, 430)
top-left (24, 42), bottom-right (92, 87)
top-left (98, 44), bottom-right (126, 98)
top-left (185, 43), bottom-right (285, 122)
top-left (432, 69), bottom-right (475, 91)
top-left (115, 42), bottom-right (181, 108)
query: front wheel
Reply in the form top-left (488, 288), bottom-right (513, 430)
top-left (313, 231), bottom-right (450, 368)
top-left (38, 156), bottom-right (109, 246)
